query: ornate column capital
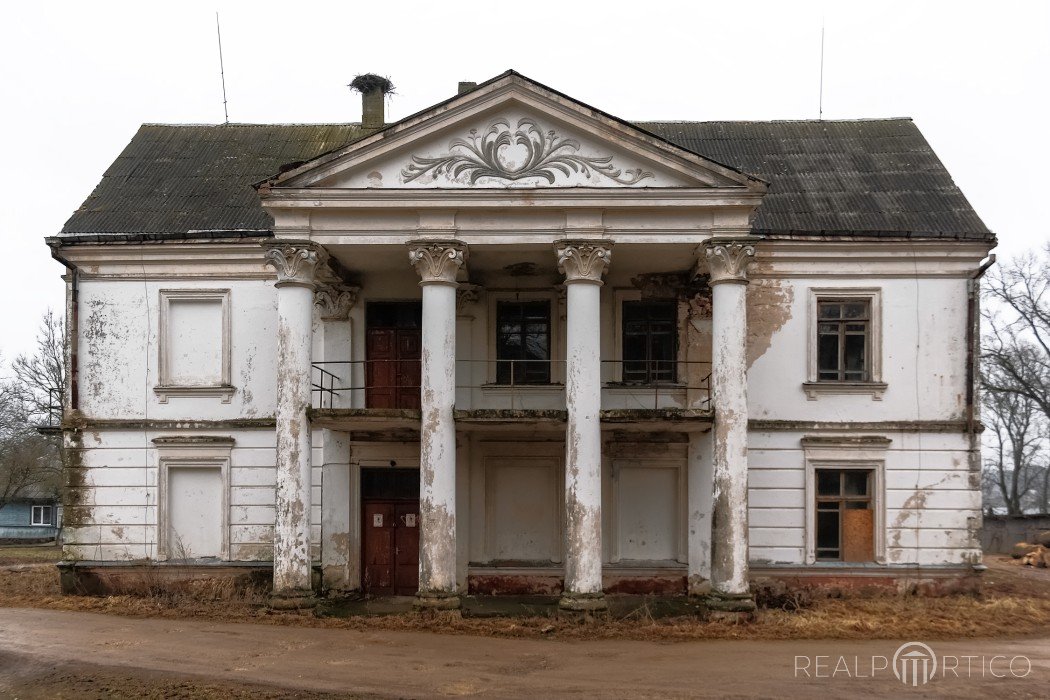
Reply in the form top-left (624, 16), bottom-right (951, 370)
top-left (314, 283), bottom-right (359, 321)
top-left (702, 237), bottom-right (761, 286)
top-left (264, 242), bottom-right (327, 289)
top-left (554, 239), bottom-right (613, 285)
top-left (407, 240), bottom-right (467, 286)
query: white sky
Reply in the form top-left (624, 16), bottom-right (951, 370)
top-left (0, 0), bottom-right (1047, 368)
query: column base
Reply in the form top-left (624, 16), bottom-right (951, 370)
top-left (687, 575), bottom-right (712, 597)
top-left (558, 591), bottom-right (608, 613)
top-left (269, 589), bottom-right (318, 610)
top-left (704, 590), bottom-right (756, 622)
top-left (414, 591), bottom-right (461, 611)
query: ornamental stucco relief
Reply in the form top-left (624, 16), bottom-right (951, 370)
top-left (402, 118), bottom-right (654, 186)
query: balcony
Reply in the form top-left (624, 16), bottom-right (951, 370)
top-left (309, 359), bottom-right (712, 435)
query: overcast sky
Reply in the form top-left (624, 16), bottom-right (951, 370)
top-left (1, 0), bottom-right (1047, 368)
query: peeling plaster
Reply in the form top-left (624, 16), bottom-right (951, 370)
top-left (745, 278), bottom-right (793, 369)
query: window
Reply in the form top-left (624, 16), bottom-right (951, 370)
top-left (815, 469), bottom-right (874, 562)
top-left (805, 290), bottom-right (885, 400)
top-left (495, 301), bottom-right (551, 384)
top-left (817, 299), bottom-right (870, 381)
top-left (31, 505), bottom-right (53, 526)
top-left (622, 300), bottom-right (677, 383)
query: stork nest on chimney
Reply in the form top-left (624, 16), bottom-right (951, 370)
top-left (349, 74), bottom-right (395, 95)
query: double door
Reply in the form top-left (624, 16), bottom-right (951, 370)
top-left (360, 467), bottom-right (420, 596)
top-left (366, 302), bottom-right (422, 409)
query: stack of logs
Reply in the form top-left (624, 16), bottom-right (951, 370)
top-left (1011, 531), bottom-right (1050, 568)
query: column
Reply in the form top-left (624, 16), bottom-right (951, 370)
top-left (264, 241), bottom-right (324, 608)
top-left (703, 236), bottom-right (759, 614)
top-left (555, 240), bottom-right (612, 612)
top-left (314, 283), bottom-right (359, 592)
top-left (408, 240), bottom-right (466, 609)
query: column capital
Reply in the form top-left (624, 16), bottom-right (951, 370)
top-left (702, 236), bottom-right (761, 286)
top-left (314, 283), bottom-right (360, 321)
top-left (555, 239), bottom-right (613, 285)
top-left (407, 240), bottom-right (467, 286)
top-left (264, 241), bottom-right (327, 289)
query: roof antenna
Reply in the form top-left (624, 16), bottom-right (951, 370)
top-left (216, 12), bottom-right (229, 124)
top-left (818, 17), bottom-right (825, 120)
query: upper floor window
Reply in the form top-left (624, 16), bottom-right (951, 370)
top-left (817, 299), bottom-right (870, 382)
top-left (496, 301), bottom-right (551, 384)
top-left (31, 505), bottom-right (53, 526)
top-left (622, 300), bottom-right (677, 383)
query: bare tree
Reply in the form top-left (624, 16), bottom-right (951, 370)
top-left (983, 244), bottom-right (1050, 420)
top-left (981, 366), bottom-right (1047, 514)
top-left (8, 308), bottom-right (65, 426)
top-left (0, 375), bottom-right (61, 510)
top-left (982, 244), bottom-right (1050, 514)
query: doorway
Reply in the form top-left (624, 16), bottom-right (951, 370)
top-left (361, 467), bottom-right (420, 595)
top-left (365, 302), bottom-right (422, 409)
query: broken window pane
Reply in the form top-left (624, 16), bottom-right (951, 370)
top-left (843, 471), bottom-right (869, 496)
top-left (817, 470), bottom-right (840, 496)
top-left (816, 509), bottom-right (840, 554)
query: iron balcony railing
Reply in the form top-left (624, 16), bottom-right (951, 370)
top-left (311, 359), bottom-right (711, 412)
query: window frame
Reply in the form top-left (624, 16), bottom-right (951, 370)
top-left (805, 288), bottom-right (886, 400)
top-left (814, 469), bottom-right (874, 561)
top-left (154, 435), bottom-right (233, 561)
top-left (612, 289), bottom-right (685, 386)
top-left (620, 299), bottom-right (679, 385)
top-left (155, 289), bottom-right (234, 403)
top-left (485, 291), bottom-right (562, 386)
top-left (30, 504), bottom-right (53, 527)
top-left (494, 299), bottom-right (553, 385)
top-left (802, 436), bottom-right (888, 565)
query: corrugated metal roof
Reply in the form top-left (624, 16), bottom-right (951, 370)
top-left (60, 118), bottom-right (992, 239)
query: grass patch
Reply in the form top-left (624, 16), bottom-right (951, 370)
top-left (3, 556), bottom-right (1049, 641)
top-left (0, 544), bottom-right (62, 565)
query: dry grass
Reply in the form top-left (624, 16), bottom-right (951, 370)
top-left (3, 561), bottom-right (1050, 641)
top-left (0, 544), bottom-right (62, 565)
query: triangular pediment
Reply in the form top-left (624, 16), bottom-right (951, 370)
top-left (267, 72), bottom-right (763, 192)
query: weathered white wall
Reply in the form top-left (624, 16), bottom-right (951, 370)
top-left (78, 278), bottom-right (278, 420)
top-left (62, 230), bottom-right (987, 575)
top-left (748, 430), bottom-right (980, 566)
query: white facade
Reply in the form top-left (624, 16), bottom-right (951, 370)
top-left (52, 74), bottom-right (992, 608)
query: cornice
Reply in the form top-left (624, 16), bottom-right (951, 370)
top-left (260, 187), bottom-right (764, 210)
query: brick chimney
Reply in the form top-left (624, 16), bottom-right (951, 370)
top-left (349, 74), bottom-right (394, 130)
top-left (458, 81), bottom-right (477, 95)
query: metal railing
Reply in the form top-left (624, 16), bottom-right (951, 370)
top-left (311, 359), bottom-right (711, 411)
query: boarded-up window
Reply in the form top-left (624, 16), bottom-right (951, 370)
top-left (487, 459), bottom-right (559, 562)
top-left (815, 469), bottom-right (874, 562)
top-left (167, 466), bottom-right (222, 559)
top-left (616, 463), bottom-right (679, 561)
top-left (168, 299), bottom-right (223, 384)
top-left (158, 289), bottom-right (231, 394)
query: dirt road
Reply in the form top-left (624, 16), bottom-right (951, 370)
top-left (0, 608), bottom-right (1046, 698)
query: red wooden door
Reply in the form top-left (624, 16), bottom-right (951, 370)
top-left (366, 330), bottom-right (397, 409)
top-left (362, 500), bottom-right (420, 596)
top-left (394, 503), bottom-right (420, 594)
top-left (396, 331), bottom-right (421, 410)
top-left (365, 303), bottom-right (422, 409)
